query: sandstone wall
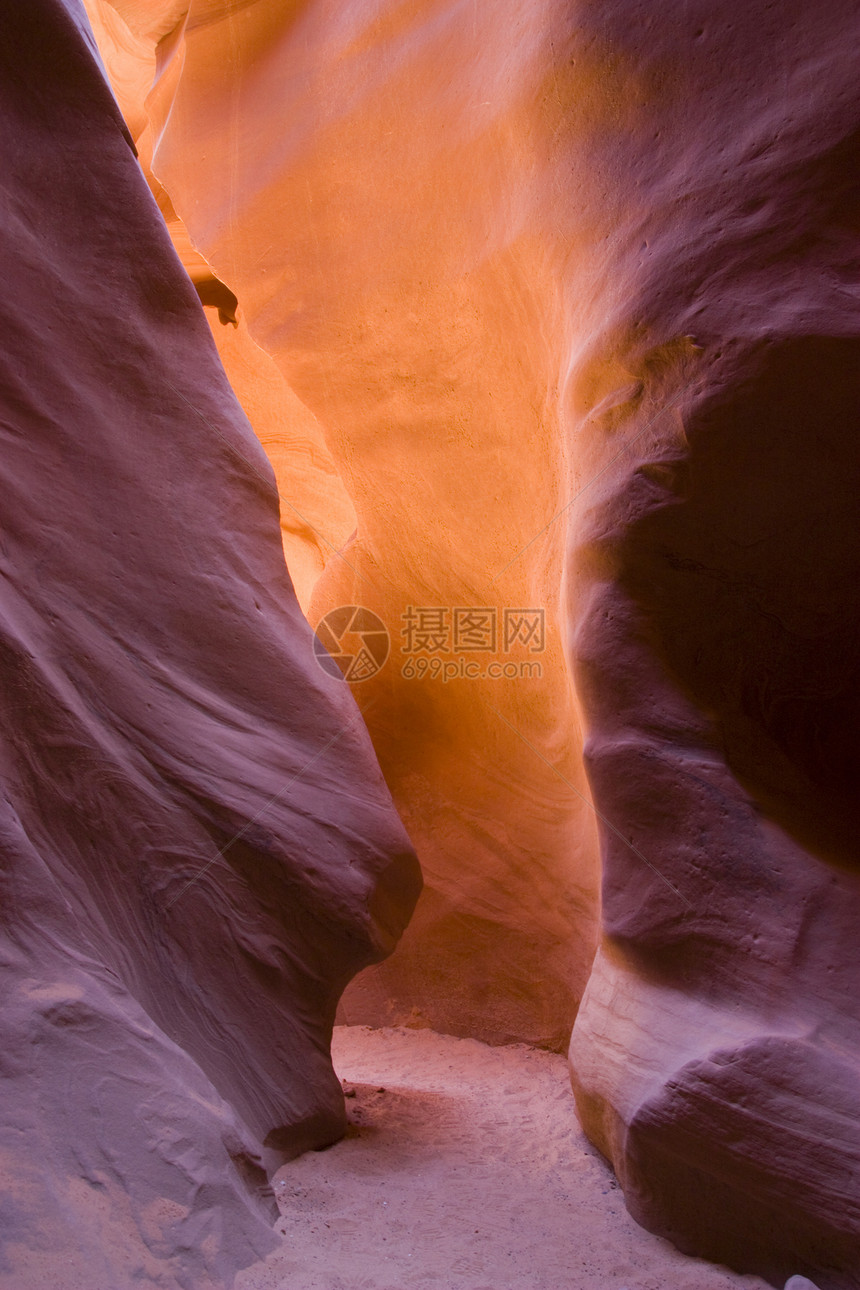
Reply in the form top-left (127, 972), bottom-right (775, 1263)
top-left (83, 1), bottom-right (860, 1285)
top-left (0, 3), bottom-right (419, 1285)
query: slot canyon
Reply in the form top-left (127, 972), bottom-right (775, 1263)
top-left (0, 1), bottom-right (858, 1287)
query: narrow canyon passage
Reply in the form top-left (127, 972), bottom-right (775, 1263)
top-left (239, 1027), bottom-right (772, 1290)
top-left (1, 3), bottom-right (858, 1288)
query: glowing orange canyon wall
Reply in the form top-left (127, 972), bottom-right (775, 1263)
top-left (85, 0), bottom-right (602, 1050)
top-left (85, 2), bottom-right (860, 1285)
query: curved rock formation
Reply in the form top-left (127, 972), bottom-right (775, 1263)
top-left (100, 0), bottom-right (601, 1051)
top-left (0, 2), bottom-right (419, 1285)
top-left (552, 4), bottom-right (860, 1286)
top-left (80, 0), bottom-right (860, 1285)
top-left (83, 0), bottom-right (359, 614)
top-left (569, 331), bottom-right (860, 1288)
top-left (570, 411), bottom-right (860, 1279)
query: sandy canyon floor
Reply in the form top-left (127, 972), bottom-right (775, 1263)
top-left (240, 1026), bottom-right (774, 1290)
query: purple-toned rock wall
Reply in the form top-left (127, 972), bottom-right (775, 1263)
top-left (0, 3), bottom-right (418, 1285)
top-left (5, 0), bottom-right (860, 1286)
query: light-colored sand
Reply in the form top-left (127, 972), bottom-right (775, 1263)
top-left (238, 1026), bottom-right (774, 1290)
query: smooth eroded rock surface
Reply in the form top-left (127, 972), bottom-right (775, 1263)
top-left (93, 0), bottom-right (602, 1051)
top-left (559, 2), bottom-right (860, 1285)
top-left (81, 0), bottom-right (860, 1285)
top-left (0, 3), bottom-right (419, 1285)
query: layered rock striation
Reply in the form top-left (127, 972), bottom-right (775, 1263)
top-left (50, 0), bottom-right (860, 1286)
top-left (0, 3), bottom-right (419, 1285)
